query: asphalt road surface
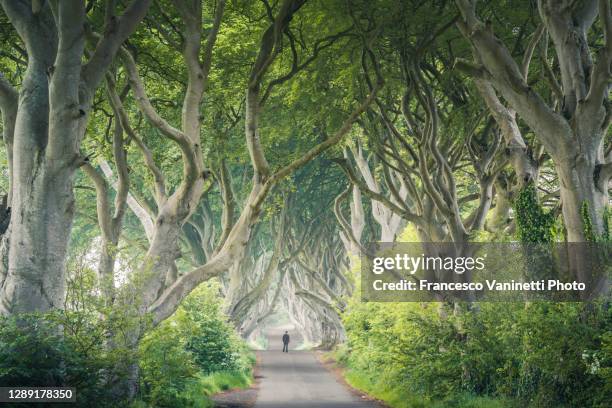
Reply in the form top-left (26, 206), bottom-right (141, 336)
top-left (253, 329), bottom-right (379, 408)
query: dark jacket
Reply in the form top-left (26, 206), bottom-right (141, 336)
top-left (282, 334), bottom-right (290, 344)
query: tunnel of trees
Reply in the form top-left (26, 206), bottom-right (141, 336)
top-left (0, 0), bottom-right (610, 407)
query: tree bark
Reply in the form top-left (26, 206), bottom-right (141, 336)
top-left (0, 0), bottom-right (150, 315)
top-left (456, 0), bottom-right (612, 241)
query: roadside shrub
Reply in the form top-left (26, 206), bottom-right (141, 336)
top-left (179, 284), bottom-right (244, 374)
top-left (0, 270), bottom-right (253, 408)
top-left (340, 300), bottom-right (611, 407)
top-left (0, 311), bottom-right (133, 407)
top-left (138, 321), bottom-right (201, 407)
top-left (138, 282), bottom-right (254, 407)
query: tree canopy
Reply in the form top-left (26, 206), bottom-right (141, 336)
top-left (0, 0), bottom-right (610, 406)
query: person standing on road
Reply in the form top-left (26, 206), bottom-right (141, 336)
top-left (282, 331), bottom-right (290, 353)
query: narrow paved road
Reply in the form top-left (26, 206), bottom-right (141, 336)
top-left (253, 330), bottom-right (379, 408)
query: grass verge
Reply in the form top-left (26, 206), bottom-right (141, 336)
top-left (200, 368), bottom-right (254, 395)
top-left (181, 352), bottom-right (256, 408)
top-left (328, 351), bottom-right (518, 408)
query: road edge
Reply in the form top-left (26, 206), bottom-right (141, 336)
top-left (314, 351), bottom-right (389, 408)
top-left (211, 352), bottom-right (262, 408)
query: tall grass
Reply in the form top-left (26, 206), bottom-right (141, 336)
top-left (333, 352), bottom-right (518, 408)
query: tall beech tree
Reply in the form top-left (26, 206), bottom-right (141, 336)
top-left (0, 0), bottom-right (150, 315)
top-left (455, 0), bottom-right (612, 241)
top-left (97, 0), bottom-right (381, 327)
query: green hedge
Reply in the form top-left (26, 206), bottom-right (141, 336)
top-left (338, 300), bottom-right (611, 408)
top-left (0, 281), bottom-right (254, 408)
top-left (138, 282), bottom-right (255, 407)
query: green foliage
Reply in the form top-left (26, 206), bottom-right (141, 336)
top-left (1, 2), bottom-right (608, 408)
top-left (0, 260), bottom-right (139, 407)
top-left (0, 312), bottom-right (135, 407)
top-left (581, 201), bottom-right (596, 242)
top-left (514, 183), bottom-right (555, 243)
top-left (0, 275), bottom-right (253, 408)
top-left (139, 322), bottom-right (201, 407)
top-left (181, 285), bottom-right (246, 374)
top-left (339, 299), bottom-right (611, 408)
top-left (199, 369), bottom-right (252, 394)
top-left (138, 282), bottom-right (254, 407)
top-left (580, 202), bottom-right (611, 243)
top-left (603, 207), bottom-right (611, 242)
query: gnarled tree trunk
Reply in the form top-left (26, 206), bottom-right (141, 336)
top-left (0, 0), bottom-right (150, 315)
top-left (456, 0), bottom-right (612, 241)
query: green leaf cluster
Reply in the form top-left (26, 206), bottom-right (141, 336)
top-left (338, 299), bottom-right (611, 407)
top-left (514, 183), bottom-right (555, 243)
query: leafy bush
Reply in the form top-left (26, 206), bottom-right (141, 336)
top-left (138, 321), bottom-right (202, 407)
top-left (180, 284), bottom-right (245, 374)
top-left (0, 275), bottom-right (253, 408)
top-left (0, 311), bottom-right (134, 407)
top-left (339, 299), bottom-right (611, 407)
top-left (138, 282), bottom-right (254, 407)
